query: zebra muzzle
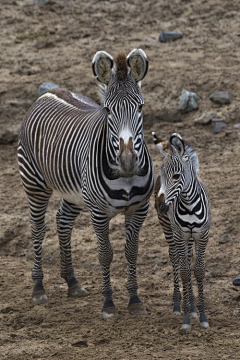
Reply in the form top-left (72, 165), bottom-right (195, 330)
top-left (117, 137), bottom-right (138, 176)
top-left (156, 193), bottom-right (169, 214)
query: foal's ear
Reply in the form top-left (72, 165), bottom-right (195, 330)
top-left (127, 49), bottom-right (148, 82)
top-left (92, 51), bottom-right (114, 85)
top-left (152, 132), bottom-right (169, 156)
top-left (169, 133), bottom-right (185, 157)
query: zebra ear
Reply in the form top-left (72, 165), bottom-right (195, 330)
top-left (152, 132), bottom-right (169, 156)
top-left (170, 133), bottom-right (185, 157)
top-left (92, 51), bottom-right (114, 85)
top-left (127, 49), bottom-right (148, 82)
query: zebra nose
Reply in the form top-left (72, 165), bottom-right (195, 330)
top-left (156, 193), bottom-right (169, 214)
top-left (117, 137), bottom-right (138, 174)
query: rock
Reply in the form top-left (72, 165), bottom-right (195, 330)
top-left (34, 0), bottom-right (50, 5)
top-left (233, 123), bottom-right (240, 129)
top-left (218, 234), bottom-right (231, 244)
top-left (232, 275), bottom-right (240, 286)
top-left (194, 111), bottom-right (217, 125)
top-left (213, 121), bottom-right (228, 134)
top-left (179, 90), bottom-right (200, 113)
top-left (159, 31), bottom-right (183, 42)
top-left (209, 91), bottom-right (234, 105)
top-left (147, 254), bottom-right (156, 259)
top-left (38, 82), bottom-right (59, 96)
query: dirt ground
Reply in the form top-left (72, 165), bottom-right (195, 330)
top-left (1, 0), bottom-right (240, 359)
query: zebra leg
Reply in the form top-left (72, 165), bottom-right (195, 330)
top-left (194, 239), bottom-right (209, 328)
top-left (91, 212), bottom-right (118, 318)
top-left (28, 191), bottom-right (52, 304)
top-left (158, 212), bottom-right (181, 314)
top-left (125, 204), bottom-right (149, 315)
top-left (179, 243), bottom-right (192, 330)
top-left (187, 239), bottom-right (198, 319)
top-left (169, 246), bottom-right (181, 315)
top-left (56, 199), bottom-right (88, 298)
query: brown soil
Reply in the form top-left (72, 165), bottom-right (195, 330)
top-left (1, 1), bottom-right (240, 359)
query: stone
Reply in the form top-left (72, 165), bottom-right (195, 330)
top-left (213, 121), bottom-right (228, 134)
top-left (34, 0), bottom-right (50, 5)
top-left (233, 123), bottom-right (240, 129)
top-left (179, 90), bottom-right (200, 113)
top-left (159, 31), bottom-right (183, 42)
top-left (218, 234), bottom-right (231, 244)
top-left (194, 111), bottom-right (217, 125)
top-left (38, 82), bottom-right (59, 96)
top-left (232, 275), bottom-right (240, 286)
top-left (209, 91), bottom-right (234, 105)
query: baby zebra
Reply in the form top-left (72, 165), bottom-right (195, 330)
top-left (152, 132), bottom-right (211, 330)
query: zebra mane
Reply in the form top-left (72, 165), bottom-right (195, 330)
top-left (114, 51), bottom-right (128, 81)
top-left (184, 142), bottom-right (199, 174)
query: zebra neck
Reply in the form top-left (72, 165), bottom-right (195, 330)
top-left (180, 176), bottom-right (201, 204)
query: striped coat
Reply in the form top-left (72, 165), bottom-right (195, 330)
top-left (18, 49), bottom-right (154, 318)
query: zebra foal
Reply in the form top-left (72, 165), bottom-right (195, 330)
top-left (152, 132), bottom-right (211, 330)
top-left (18, 49), bottom-right (154, 318)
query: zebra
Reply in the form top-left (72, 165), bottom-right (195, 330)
top-left (152, 132), bottom-right (211, 330)
top-left (17, 49), bottom-right (155, 318)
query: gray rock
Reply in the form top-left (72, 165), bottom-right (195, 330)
top-left (179, 90), bottom-right (200, 113)
top-left (213, 121), bottom-right (228, 134)
top-left (38, 82), bottom-right (59, 96)
top-left (218, 234), bottom-right (231, 244)
top-left (194, 111), bottom-right (217, 125)
top-left (34, 0), bottom-right (50, 5)
top-left (233, 123), bottom-right (240, 129)
top-left (209, 91), bottom-right (234, 105)
top-left (159, 31), bottom-right (183, 42)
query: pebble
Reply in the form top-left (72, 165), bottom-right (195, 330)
top-left (232, 275), bottom-right (240, 286)
top-left (194, 111), bottom-right (217, 125)
top-left (159, 31), bottom-right (183, 42)
top-left (179, 90), bottom-right (200, 113)
top-left (233, 123), bottom-right (240, 129)
top-left (218, 234), bottom-right (231, 244)
top-left (147, 253), bottom-right (156, 259)
top-left (34, 0), bottom-right (50, 5)
top-left (209, 91), bottom-right (234, 105)
top-left (38, 82), bottom-right (59, 96)
top-left (213, 121), bottom-right (228, 134)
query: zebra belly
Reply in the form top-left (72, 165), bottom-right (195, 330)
top-left (55, 189), bottom-right (85, 207)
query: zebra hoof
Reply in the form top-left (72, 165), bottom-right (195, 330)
top-left (102, 307), bottom-right (119, 319)
top-left (200, 321), bottom-right (209, 328)
top-left (128, 302), bottom-right (147, 315)
top-left (180, 323), bottom-right (191, 331)
top-left (173, 310), bottom-right (181, 316)
top-left (190, 312), bottom-right (199, 319)
top-left (32, 291), bottom-right (48, 304)
top-left (68, 284), bottom-right (88, 298)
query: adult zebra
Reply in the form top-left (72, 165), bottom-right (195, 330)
top-left (152, 132), bottom-right (211, 330)
top-left (18, 49), bottom-right (154, 318)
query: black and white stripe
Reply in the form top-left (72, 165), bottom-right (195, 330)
top-left (18, 49), bottom-right (154, 317)
top-left (153, 132), bottom-right (211, 330)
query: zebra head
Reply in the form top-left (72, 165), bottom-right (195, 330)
top-left (92, 49), bottom-right (148, 177)
top-left (153, 132), bottom-right (197, 213)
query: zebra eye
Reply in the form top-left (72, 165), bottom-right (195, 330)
top-left (105, 107), bottom-right (111, 115)
top-left (172, 173), bottom-right (180, 180)
top-left (138, 104), bottom-right (143, 113)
